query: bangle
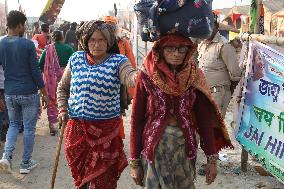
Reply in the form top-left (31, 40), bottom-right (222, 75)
top-left (59, 109), bottom-right (67, 114)
top-left (207, 154), bottom-right (218, 165)
top-left (129, 159), bottom-right (142, 169)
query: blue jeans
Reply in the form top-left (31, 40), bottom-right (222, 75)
top-left (3, 93), bottom-right (40, 162)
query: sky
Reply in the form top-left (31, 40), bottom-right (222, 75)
top-left (5, 0), bottom-right (252, 22)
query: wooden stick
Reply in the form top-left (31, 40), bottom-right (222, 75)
top-left (241, 146), bottom-right (248, 172)
top-left (239, 33), bottom-right (284, 46)
top-left (240, 0), bottom-right (262, 172)
top-left (50, 123), bottom-right (66, 189)
top-left (254, 0), bottom-right (262, 34)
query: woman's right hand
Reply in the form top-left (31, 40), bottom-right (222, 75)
top-left (130, 166), bottom-right (144, 186)
top-left (58, 111), bottom-right (68, 129)
top-left (39, 87), bottom-right (48, 109)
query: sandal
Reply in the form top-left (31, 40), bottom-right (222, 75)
top-left (49, 124), bottom-right (57, 136)
top-left (198, 164), bottom-right (206, 176)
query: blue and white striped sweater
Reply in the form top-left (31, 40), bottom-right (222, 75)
top-left (68, 51), bottom-right (128, 120)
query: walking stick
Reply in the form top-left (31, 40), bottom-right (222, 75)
top-left (50, 121), bottom-right (66, 189)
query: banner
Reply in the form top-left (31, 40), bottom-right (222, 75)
top-left (39, 0), bottom-right (65, 25)
top-left (236, 41), bottom-right (284, 183)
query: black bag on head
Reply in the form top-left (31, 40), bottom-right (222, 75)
top-left (133, 0), bottom-right (155, 42)
top-left (134, 0), bottom-right (214, 42)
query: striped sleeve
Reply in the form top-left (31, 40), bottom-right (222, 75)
top-left (119, 61), bottom-right (137, 87)
top-left (57, 63), bottom-right (71, 111)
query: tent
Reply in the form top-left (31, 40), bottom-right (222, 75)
top-left (263, 0), bottom-right (284, 35)
top-left (217, 5), bottom-right (250, 32)
top-left (273, 8), bottom-right (284, 36)
top-left (215, 0), bottom-right (284, 35)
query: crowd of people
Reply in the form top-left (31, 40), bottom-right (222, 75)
top-left (0, 9), bottom-right (253, 189)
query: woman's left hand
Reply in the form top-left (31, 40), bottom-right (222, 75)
top-left (41, 96), bottom-right (48, 109)
top-left (205, 162), bottom-right (217, 185)
top-left (130, 166), bottom-right (143, 186)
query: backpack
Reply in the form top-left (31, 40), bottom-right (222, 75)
top-left (134, 0), bottom-right (214, 42)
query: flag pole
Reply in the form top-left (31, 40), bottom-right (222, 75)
top-left (241, 0), bottom-right (263, 172)
top-left (4, 0), bottom-right (8, 16)
top-left (134, 0), bottom-right (139, 68)
top-left (254, 0), bottom-right (263, 34)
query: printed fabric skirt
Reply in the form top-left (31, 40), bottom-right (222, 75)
top-left (65, 118), bottom-right (128, 189)
top-left (142, 125), bottom-right (196, 189)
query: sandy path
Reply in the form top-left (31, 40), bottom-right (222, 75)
top-left (0, 104), bottom-right (283, 189)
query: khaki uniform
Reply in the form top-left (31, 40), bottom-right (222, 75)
top-left (198, 32), bottom-right (241, 117)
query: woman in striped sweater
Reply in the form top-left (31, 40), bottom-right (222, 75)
top-left (57, 20), bottom-right (137, 189)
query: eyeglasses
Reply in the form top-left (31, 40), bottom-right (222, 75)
top-left (163, 46), bottom-right (189, 54)
top-left (88, 38), bottom-right (107, 45)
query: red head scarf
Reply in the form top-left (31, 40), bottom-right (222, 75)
top-left (143, 34), bottom-right (197, 96)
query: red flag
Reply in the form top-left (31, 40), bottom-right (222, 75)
top-left (231, 13), bottom-right (241, 26)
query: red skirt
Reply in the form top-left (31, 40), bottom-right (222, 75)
top-left (65, 118), bottom-right (128, 189)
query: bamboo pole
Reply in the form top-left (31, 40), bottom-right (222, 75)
top-left (254, 0), bottom-right (262, 34)
top-left (134, 0), bottom-right (139, 67)
top-left (239, 33), bottom-right (284, 46)
top-left (145, 42), bottom-right (147, 57)
top-left (241, 147), bottom-right (248, 172)
top-left (241, 0), bottom-right (262, 173)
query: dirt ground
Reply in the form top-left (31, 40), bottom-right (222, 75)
top-left (0, 102), bottom-right (284, 189)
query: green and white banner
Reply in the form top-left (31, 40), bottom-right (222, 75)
top-left (236, 41), bottom-right (284, 184)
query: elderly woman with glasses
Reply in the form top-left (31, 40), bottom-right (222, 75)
top-left (57, 20), bottom-right (136, 189)
top-left (130, 34), bottom-right (233, 189)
